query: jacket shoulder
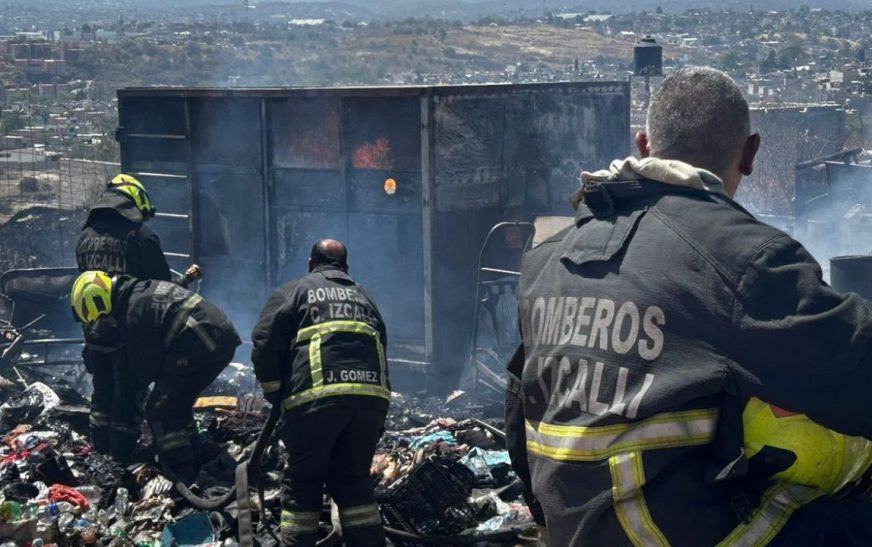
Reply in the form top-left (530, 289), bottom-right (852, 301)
top-left (649, 194), bottom-right (792, 288)
top-left (134, 223), bottom-right (160, 241)
top-left (521, 224), bottom-right (572, 267)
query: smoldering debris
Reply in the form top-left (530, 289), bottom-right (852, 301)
top-left (0, 370), bottom-right (537, 546)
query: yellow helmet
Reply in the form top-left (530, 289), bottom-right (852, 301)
top-left (71, 271), bottom-right (114, 323)
top-left (109, 174), bottom-right (155, 218)
top-left (743, 397), bottom-right (872, 493)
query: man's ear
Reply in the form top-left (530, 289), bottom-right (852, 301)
top-left (635, 131), bottom-right (651, 159)
top-left (739, 133), bottom-right (761, 176)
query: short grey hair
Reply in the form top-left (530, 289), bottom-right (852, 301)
top-left (646, 67), bottom-right (750, 176)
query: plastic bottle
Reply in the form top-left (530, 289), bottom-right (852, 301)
top-left (109, 518), bottom-right (129, 539)
top-left (58, 513), bottom-right (75, 531)
top-left (76, 486), bottom-right (103, 507)
top-left (0, 501), bottom-right (22, 522)
top-left (55, 502), bottom-right (76, 515)
top-left (24, 501), bottom-right (39, 519)
top-left (113, 488), bottom-right (128, 518)
top-left (32, 539), bottom-right (45, 547)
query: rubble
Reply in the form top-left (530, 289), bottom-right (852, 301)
top-left (0, 372), bottom-right (536, 546)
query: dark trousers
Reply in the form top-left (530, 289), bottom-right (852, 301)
top-left (145, 347), bottom-right (233, 482)
top-left (85, 346), bottom-right (147, 463)
top-left (280, 402), bottom-right (387, 547)
top-left (773, 495), bottom-right (872, 546)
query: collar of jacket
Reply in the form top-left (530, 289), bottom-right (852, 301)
top-left (571, 156), bottom-right (728, 216)
top-left (85, 190), bottom-right (145, 225)
top-left (311, 264), bottom-right (353, 283)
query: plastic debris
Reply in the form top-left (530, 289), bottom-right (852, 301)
top-left (160, 513), bottom-right (214, 546)
top-left (0, 382), bottom-right (61, 431)
top-left (0, 371), bottom-right (534, 544)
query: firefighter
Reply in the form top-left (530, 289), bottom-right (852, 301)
top-left (71, 270), bottom-right (239, 483)
top-left (252, 239), bottom-right (389, 547)
top-left (78, 174), bottom-right (170, 280)
top-left (507, 67), bottom-right (872, 546)
top-left (76, 174), bottom-right (200, 462)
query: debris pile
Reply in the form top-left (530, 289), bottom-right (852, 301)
top-left (0, 375), bottom-right (271, 547)
top-left (0, 373), bottom-right (535, 546)
top-left (373, 392), bottom-right (535, 541)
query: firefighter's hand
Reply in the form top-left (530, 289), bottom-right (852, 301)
top-left (185, 264), bottom-right (203, 282)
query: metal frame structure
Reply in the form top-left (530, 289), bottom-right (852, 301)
top-left (117, 82), bottom-right (630, 385)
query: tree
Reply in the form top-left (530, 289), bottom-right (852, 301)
top-left (0, 111), bottom-right (24, 133)
top-left (777, 44), bottom-right (806, 69)
top-left (718, 51), bottom-right (742, 74)
top-left (760, 50), bottom-right (778, 74)
top-left (656, 6), bottom-right (663, 14)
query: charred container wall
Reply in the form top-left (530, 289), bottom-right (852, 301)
top-left (116, 83), bottom-right (630, 390)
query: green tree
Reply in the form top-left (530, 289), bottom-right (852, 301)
top-left (0, 111), bottom-right (24, 133)
top-left (760, 50), bottom-right (778, 74)
top-left (717, 51), bottom-right (742, 74)
top-left (777, 44), bottom-right (806, 69)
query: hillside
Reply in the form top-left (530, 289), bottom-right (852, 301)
top-left (69, 24), bottom-right (708, 91)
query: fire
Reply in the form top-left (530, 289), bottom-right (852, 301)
top-left (384, 178), bottom-right (397, 195)
top-left (285, 110), bottom-right (340, 168)
top-left (353, 136), bottom-right (393, 170)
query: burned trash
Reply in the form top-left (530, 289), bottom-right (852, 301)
top-left (0, 267), bottom-right (537, 545)
top-left (0, 365), bottom-right (537, 546)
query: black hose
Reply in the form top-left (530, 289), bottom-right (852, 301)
top-left (161, 403), bottom-right (282, 510)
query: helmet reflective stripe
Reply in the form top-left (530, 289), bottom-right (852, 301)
top-left (109, 174), bottom-right (154, 217)
top-left (71, 271), bottom-right (114, 323)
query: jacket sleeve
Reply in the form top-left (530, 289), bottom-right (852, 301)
top-left (251, 286), bottom-right (299, 397)
top-left (123, 305), bottom-right (165, 385)
top-left (137, 228), bottom-right (173, 282)
top-left (727, 234), bottom-right (872, 438)
top-left (367, 290), bottom-right (389, 385)
top-left (504, 343), bottom-right (546, 526)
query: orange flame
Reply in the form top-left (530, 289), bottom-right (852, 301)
top-left (353, 136), bottom-right (393, 170)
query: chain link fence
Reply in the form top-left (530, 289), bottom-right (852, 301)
top-left (0, 140), bottom-right (118, 273)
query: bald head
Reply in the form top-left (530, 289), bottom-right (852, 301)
top-left (309, 239), bottom-right (348, 272)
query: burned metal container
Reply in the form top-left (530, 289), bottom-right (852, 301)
top-left (116, 83), bottom-right (630, 387)
top-left (831, 255), bottom-right (872, 300)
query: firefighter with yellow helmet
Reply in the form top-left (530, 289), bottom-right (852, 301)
top-left (76, 174), bottom-right (201, 462)
top-left (71, 271), bottom-right (240, 482)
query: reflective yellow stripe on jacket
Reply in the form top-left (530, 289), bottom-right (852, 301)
top-left (528, 407), bottom-right (818, 546)
top-left (163, 294), bottom-right (203, 346)
top-left (716, 483), bottom-right (823, 547)
top-left (610, 451), bottom-right (669, 547)
top-left (529, 408), bottom-right (717, 547)
top-left (284, 320), bottom-right (389, 410)
top-left (526, 408), bottom-right (718, 462)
